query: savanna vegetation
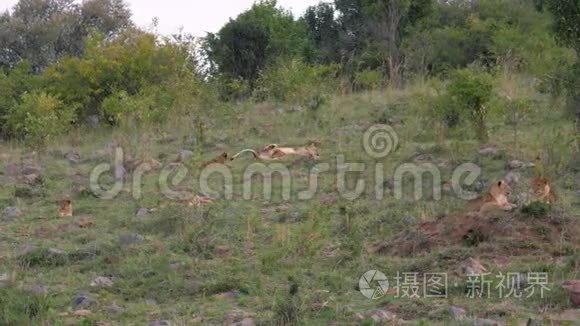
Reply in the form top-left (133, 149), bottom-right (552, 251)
top-left (0, 0), bottom-right (579, 324)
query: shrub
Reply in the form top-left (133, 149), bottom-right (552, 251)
top-left (447, 67), bottom-right (494, 142)
top-left (354, 69), bottom-right (383, 91)
top-left (253, 60), bottom-right (337, 107)
top-left (521, 202), bottom-right (552, 218)
top-left (4, 91), bottom-right (76, 145)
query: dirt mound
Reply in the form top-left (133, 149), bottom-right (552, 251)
top-left (376, 210), bottom-right (579, 257)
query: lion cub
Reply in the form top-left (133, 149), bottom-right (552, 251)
top-left (530, 177), bottom-right (557, 204)
top-left (58, 199), bottom-right (73, 217)
top-left (463, 180), bottom-right (517, 214)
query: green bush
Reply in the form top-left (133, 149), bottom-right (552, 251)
top-left (4, 91), bottom-right (76, 144)
top-left (447, 67), bottom-right (494, 142)
top-left (354, 69), bottom-right (383, 91)
top-left (253, 60), bottom-right (337, 107)
top-left (521, 202), bottom-right (552, 218)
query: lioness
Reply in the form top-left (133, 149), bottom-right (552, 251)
top-left (463, 180), bottom-right (517, 214)
top-left (232, 142), bottom-right (320, 161)
top-left (58, 199), bottom-right (73, 217)
top-left (202, 152), bottom-right (231, 168)
top-left (530, 176), bottom-right (557, 204)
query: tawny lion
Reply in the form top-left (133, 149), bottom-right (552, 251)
top-left (202, 152), bottom-right (231, 168)
top-left (232, 142), bottom-right (320, 161)
top-left (530, 176), bottom-right (557, 204)
top-left (463, 180), bottom-right (517, 214)
top-left (58, 199), bottom-right (73, 217)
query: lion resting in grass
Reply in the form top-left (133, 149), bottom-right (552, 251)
top-left (58, 199), bottom-right (73, 217)
top-left (232, 142), bottom-right (320, 161)
top-left (530, 176), bottom-right (557, 204)
top-left (463, 180), bottom-right (517, 214)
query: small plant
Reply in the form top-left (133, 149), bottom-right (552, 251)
top-left (4, 91), bottom-right (76, 146)
top-left (521, 202), bottom-right (552, 218)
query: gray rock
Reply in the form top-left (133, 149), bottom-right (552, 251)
top-left (170, 262), bottom-right (186, 271)
top-left (177, 150), bottom-right (194, 162)
top-left (507, 160), bottom-right (524, 170)
top-left (16, 245), bottom-right (40, 257)
top-left (479, 147), bottom-right (498, 156)
top-left (47, 248), bottom-right (67, 256)
top-left (231, 318), bottom-right (256, 326)
top-left (473, 319), bottom-right (504, 326)
top-left (136, 208), bottom-right (150, 218)
top-left (64, 151), bottom-right (81, 163)
top-left (149, 321), bottom-right (172, 326)
top-left (71, 292), bottom-right (96, 309)
top-left (449, 306), bottom-right (466, 320)
top-left (401, 216), bottom-right (417, 226)
top-left (3, 207), bottom-right (23, 218)
top-left (145, 298), bottom-right (158, 305)
top-left (27, 285), bottom-right (48, 295)
top-left (106, 303), bottom-right (125, 314)
top-left (90, 276), bottom-right (114, 288)
top-left (119, 233), bottom-right (144, 245)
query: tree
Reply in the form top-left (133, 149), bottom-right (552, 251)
top-left (0, 0), bottom-right (132, 71)
top-left (303, 3), bottom-right (340, 64)
top-left (544, 0), bottom-right (580, 150)
top-left (361, 0), bottom-right (432, 86)
top-left (203, 1), bottom-right (309, 85)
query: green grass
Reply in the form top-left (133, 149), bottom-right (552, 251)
top-left (0, 81), bottom-right (578, 325)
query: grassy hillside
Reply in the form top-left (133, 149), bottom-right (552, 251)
top-left (0, 82), bottom-right (579, 325)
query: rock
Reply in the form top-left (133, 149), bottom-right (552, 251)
top-left (458, 258), bottom-right (487, 275)
top-left (71, 292), bottom-right (96, 309)
top-left (26, 285), bottom-right (48, 295)
top-left (479, 146), bottom-right (499, 156)
top-left (106, 303), bottom-right (125, 314)
top-left (149, 320), bottom-right (172, 326)
top-left (3, 207), bottom-right (23, 218)
top-left (119, 233), bottom-right (144, 245)
top-left (90, 276), bottom-right (114, 288)
top-left (48, 248), bottom-right (67, 256)
top-left (73, 309), bottom-right (92, 317)
top-left (169, 262), bottom-right (186, 271)
top-left (414, 154), bottom-right (432, 162)
top-left (401, 216), bottom-right (417, 226)
top-left (177, 150), bottom-right (194, 162)
top-left (504, 171), bottom-right (520, 186)
top-left (449, 306), bottom-right (466, 320)
top-left (16, 245), bottom-right (40, 257)
top-left (231, 318), bottom-right (255, 326)
top-left (369, 308), bottom-right (397, 322)
top-left (552, 310), bottom-right (580, 322)
top-left (136, 208), bottom-right (150, 217)
top-left (507, 160), bottom-right (524, 170)
top-left (561, 280), bottom-right (580, 307)
top-left (145, 298), bottom-right (158, 305)
top-left (216, 245), bottom-right (232, 257)
top-left (64, 151), bottom-right (81, 163)
top-left (473, 319), bottom-right (504, 326)
top-left (214, 291), bottom-right (239, 300)
top-left (526, 318), bottom-right (542, 326)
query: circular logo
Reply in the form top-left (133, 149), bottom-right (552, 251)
top-left (363, 125), bottom-right (399, 159)
top-left (359, 270), bottom-right (389, 299)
